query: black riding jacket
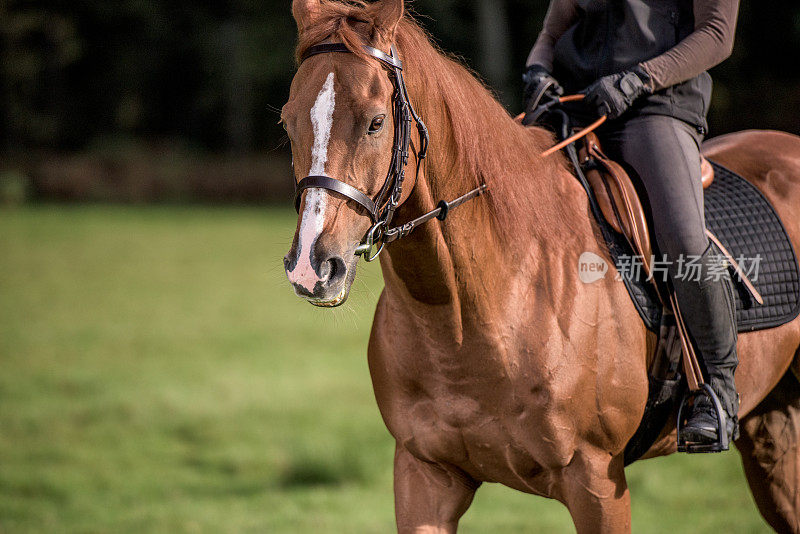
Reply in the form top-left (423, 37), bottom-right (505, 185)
top-left (529, 0), bottom-right (740, 132)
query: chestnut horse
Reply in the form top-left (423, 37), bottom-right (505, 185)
top-left (281, 1), bottom-right (800, 532)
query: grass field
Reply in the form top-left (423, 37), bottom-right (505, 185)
top-left (0, 206), bottom-right (772, 533)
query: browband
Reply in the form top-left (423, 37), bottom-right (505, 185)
top-left (301, 43), bottom-right (403, 70)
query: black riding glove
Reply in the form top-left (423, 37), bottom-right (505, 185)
top-left (522, 64), bottom-right (563, 112)
top-left (582, 67), bottom-right (653, 120)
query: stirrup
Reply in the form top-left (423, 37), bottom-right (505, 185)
top-left (676, 383), bottom-right (730, 453)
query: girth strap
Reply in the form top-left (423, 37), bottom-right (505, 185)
top-left (295, 175), bottom-right (378, 221)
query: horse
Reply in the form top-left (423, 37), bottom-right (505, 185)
top-left (281, 1), bottom-right (800, 531)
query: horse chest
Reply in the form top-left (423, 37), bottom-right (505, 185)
top-left (398, 393), bottom-right (504, 464)
top-left (370, 303), bottom-right (574, 489)
top-left (387, 384), bottom-right (562, 490)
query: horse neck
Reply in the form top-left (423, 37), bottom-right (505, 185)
top-left (378, 26), bottom-right (586, 339)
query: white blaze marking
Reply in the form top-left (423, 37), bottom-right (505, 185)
top-left (309, 72), bottom-right (336, 175)
top-left (291, 73), bottom-right (336, 291)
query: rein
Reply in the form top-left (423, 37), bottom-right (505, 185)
top-left (539, 95), bottom-right (607, 157)
top-left (294, 43), bottom-right (487, 262)
top-left (515, 94), bottom-right (609, 157)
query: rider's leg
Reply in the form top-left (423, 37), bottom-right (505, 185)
top-left (671, 244), bottom-right (739, 443)
top-left (599, 114), bottom-right (739, 444)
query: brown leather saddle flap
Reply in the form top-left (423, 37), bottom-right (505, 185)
top-left (579, 133), bottom-right (654, 277)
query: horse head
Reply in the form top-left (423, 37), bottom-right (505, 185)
top-left (282, 0), bottom-right (415, 307)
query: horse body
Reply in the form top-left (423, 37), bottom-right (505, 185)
top-left (355, 19), bottom-right (653, 529)
top-left (364, 25), bottom-right (643, 502)
top-left (369, 91), bottom-right (645, 498)
top-left (284, 2), bottom-right (800, 531)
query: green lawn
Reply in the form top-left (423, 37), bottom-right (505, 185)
top-left (0, 206), bottom-right (771, 533)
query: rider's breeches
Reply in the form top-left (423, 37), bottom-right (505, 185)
top-left (597, 113), bottom-right (709, 268)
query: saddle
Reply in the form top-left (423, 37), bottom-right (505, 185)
top-left (577, 134), bottom-right (800, 331)
top-left (573, 131), bottom-right (800, 461)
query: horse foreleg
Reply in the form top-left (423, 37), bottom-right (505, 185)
top-left (737, 371), bottom-right (800, 534)
top-left (393, 445), bottom-right (480, 534)
top-left (558, 450), bottom-right (632, 534)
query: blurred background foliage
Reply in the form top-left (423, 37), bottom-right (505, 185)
top-left (1, 0), bottom-right (799, 204)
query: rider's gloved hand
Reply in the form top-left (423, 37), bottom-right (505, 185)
top-left (522, 64), bottom-right (563, 112)
top-left (582, 66), bottom-right (653, 120)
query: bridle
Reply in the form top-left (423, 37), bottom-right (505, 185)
top-left (294, 42), bottom-right (487, 262)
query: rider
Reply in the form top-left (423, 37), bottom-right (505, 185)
top-left (523, 0), bottom-right (741, 447)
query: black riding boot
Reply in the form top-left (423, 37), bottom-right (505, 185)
top-left (672, 243), bottom-right (740, 444)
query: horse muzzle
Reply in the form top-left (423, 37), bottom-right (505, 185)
top-left (284, 248), bottom-right (353, 307)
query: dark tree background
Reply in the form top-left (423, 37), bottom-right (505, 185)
top-left (1, 0), bottom-right (799, 201)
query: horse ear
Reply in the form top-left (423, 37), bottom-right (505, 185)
top-left (370, 0), bottom-right (404, 36)
top-left (292, 0), bottom-right (321, 32)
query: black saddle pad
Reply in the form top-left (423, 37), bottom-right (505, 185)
top-left (620, 161), bottom-right (800, 333)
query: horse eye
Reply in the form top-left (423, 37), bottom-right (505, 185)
top-left (369, 115), bottom-right (385, 134)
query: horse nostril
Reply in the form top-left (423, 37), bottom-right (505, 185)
top-left (323, 256), bottom-right (346, 286)
top-left (283, 252), bottom-right (299, 273)
top-left (318, 258), bottom-right (332, 281)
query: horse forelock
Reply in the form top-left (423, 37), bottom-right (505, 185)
top-left (295, 1), bottom-right (384, 65)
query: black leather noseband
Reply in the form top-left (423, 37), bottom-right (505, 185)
top-left (294, 175), bottom-right (378, 219)
top-left (293, 42), bottom-right (486, 261)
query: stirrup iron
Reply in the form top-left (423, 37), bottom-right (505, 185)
top-left (676, 384), bottom-right (730, 453)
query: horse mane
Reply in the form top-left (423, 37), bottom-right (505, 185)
top-left (295, 2), bottom-right (573, 239)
